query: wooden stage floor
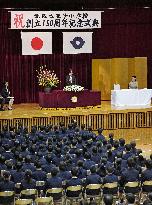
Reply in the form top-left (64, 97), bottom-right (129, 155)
top-left (0, 101), bottom-right (152, 118)
top-left (0, 101), bottom-right (152, 158)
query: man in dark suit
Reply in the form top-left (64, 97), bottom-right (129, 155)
top-left (66, 69), bottom-right (76, 86)
top-left (0, 95), bottom-right (5, 111)
top-left (0, 81), bottom-right (14, 110)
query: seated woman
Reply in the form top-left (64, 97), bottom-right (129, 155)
top-left (1, 81), bottom-right (14, 110)
top-left (129, 76), bottom-right (138, 89)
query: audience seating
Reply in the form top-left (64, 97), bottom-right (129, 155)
top-left (46, 188), bottom-right (64, 204)
top-left (65, 185), bottom-right (82, 205)
top-left (36, 181), bottom-right (45, 196)
top-left (21, 189), bottom-right (37, 200)
top-left (103, 182), bottom-right (119, 196)
top-left (85, 184), bottom-right (102, 204)
top-left (15, 199), bottom-right (32, 205)
top-left (0, 123), bottom-right (152, 205)
top-left (35, 196), bottom-right (53, 205)
top-left (0, 191), bottom-right (14, 205)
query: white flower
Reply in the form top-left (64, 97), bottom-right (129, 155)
top-left (63, 85), bottom-right (84, 92)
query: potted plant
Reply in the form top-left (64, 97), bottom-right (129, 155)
top-left (37, 65), bottom-right (59, 92)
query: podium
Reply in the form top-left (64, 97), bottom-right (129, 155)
top-left (39, 90), bottom-right (101, 108)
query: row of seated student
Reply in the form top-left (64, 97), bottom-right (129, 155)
top-left (80, 193), bottom-right (152, 205)
top-left (0, 122), bottom-right (152, 201)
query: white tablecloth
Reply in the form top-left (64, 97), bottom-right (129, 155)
top-left (111, 89), bottom-right (152, 109)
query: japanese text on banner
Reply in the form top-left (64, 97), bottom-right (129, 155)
top-left (10, 11), bottom-right (103, 29)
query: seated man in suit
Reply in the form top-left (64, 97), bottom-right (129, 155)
top-left (0, 81), bottom-right (14, 110)
top-left (66, 69), bottom-right (76, 86)
top-left (0, 95), bottom-right (5, 111)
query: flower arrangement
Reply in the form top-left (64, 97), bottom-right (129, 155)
top-left (63, 85), bottom-right (84, 92)
top-left (37, 65), bottom-right (59, 88)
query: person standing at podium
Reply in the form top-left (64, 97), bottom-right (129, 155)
top-left (129, 76), bottom-right (138, 89)
top-left (66, 69), bottom-right (76, 86)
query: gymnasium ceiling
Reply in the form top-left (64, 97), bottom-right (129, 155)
top-left (1, 0), bottom-right (152, 9)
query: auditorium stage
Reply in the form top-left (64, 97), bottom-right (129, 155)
top-left (0, 101), bottom-right (152, 157)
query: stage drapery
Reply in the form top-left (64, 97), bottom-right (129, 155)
top-left (0, 8), bottom-right (152, 103)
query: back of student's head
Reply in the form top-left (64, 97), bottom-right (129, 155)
top-left (59, 161), bottom-right (66, 171)
top-left (77, 160), bottom-right (84, 168)
top-left (15, 161), bottom-right (22, 170)
top-left (92, 146), bottom-right (97, 154)
top-left (127, 158), bottom-right (135, 168)
top-left (114, 140), bottom-right (119, 149)
top-left (84, 152), bottom-right (91, 160)
top-left (25, 155), bottom-right (31, 163)
top-left (125, 144), bottom-right (131, 152)
top-left (119, 138), bottom-right (125, 146)
top-left (130, 140), bottom-right (136, 148)
top-left (76, 149), bottom-right (82, 157)
top-left (51, 167), bottom-right (58, 177)
top-left (109, 133), bottom-right (114, 138)
top-left (35, 161), bottom-right (41, 169)
top-left (106, 166), bottom-right (114, 174)
top-left (148, 192), bottom-right (152, 201)
top-left (77, 137), bottom-right (82, 143)
top-left (145, 159), bottom-right (152, 169)
top-left (90, 166), bottom-right (96, 174)
top-left (143, 199), bottom-right (152, 205)
top-left (103, 194), bottom-right (113, 205)
top-left (71, 167), bottom-right (79, 177)
top-left (98, 128), bottom-right (103, 134)
top-left (3, 171), bottom-right (10, 181)
top-left (24, 169), bottom-right (32, 181)
top-left (126, 193), bottom-right (135, 204)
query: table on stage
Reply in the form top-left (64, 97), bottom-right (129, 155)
top-left (39, 90), bottom-right (101, 108)
top-left (111, 89), bottom-right (152, 109)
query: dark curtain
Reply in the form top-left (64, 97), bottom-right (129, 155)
top-left (0, 8), bottom-right (152, 103)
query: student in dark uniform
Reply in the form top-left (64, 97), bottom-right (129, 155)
top-left (0, 171), bottom-right (15, 191)
top-left (141, 159), bottom-right (152, 192)
top-left (66, 167), bottom-right (82, 197)
top-left (121, 158), bottom-right (139, 193)
top-left (33, 161), bottom-right (46, 181)
top-left (45, 167), bottom-right (62, 199)
top-left (103, 166), bottom-right (118, 194)
top-left (21, 169), bottom-right (36, 190)
top-left (85, 166), bottom-right (102, 195)
top-left (46, 167), bottom-right (62, 189)
top-left (0, 95), bottom-right (5, 111)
